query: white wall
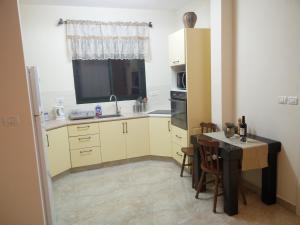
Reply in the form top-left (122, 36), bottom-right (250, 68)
top-left (0, 1), bottom-right (45, 224)
top-left (19, 4), bottom-right (177, 117)
top-left (234, 0), bottom-right (300, 210)
top-left (176, 0), bottom-right (210, 29)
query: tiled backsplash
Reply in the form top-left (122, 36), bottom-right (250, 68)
top-left (41, 85), bottom-right (171, 120)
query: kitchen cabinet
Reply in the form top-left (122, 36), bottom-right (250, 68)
top-left (168, 29), bottom-right (185, 66)
top-left (99, 118), bottom-right (149, 161)
top-left (70, 147), bottom-right (101, 168)
top-left (149, 118), bottom-right (171, 157)
top-left (99, 120), bottom-right (127, 162)
top-left (47, 127), bottom-right (71, 177)
top-left (126, 118), bottom-right (150, 158)
top-left (68, 123), bottom-right (101, 168)
top-left (171, 125), bottom-right (188, 164)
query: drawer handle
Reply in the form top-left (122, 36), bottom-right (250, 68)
top-left (176, 152), bottom-right (183, 157)
top-left (80, 149), bottom-right (93, 154)
top-left (175, 135), bottom-right (182, 139)
top-left (78, 137), bottom-right (91, 142)
top-left (77, 125), bottom-right (90, 130)
top-left (173, 60), bottom-right (179, 64)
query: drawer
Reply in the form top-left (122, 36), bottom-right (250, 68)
top-left (172, 142), bottom-right (184, 164)
top-left (70, 147), bottom-right (101, 168)
top-left (68, 123), bottom-right (99, 137)
top-left (171, 125), bottom-right (188, 147)
top-left (69, 134), bottom-right (100, 150)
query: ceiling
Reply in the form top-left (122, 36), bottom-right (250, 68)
top-left (20, 0), bottom-right (197, 11)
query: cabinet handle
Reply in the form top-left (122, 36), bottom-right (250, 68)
top-left (125, 122), bottom-right (128, 134)
top-left (176, 152), bottom-right (183, 157)
top-left (122, 122), bottom-right (125, 134)
top-left (168, 121), bottom-right (171, 132)
top-left (175, 135), bottom-right (182, 139)
top-left (80, 149), bottom-right (93, 154)
top-left (46, 134), bottom-right (49, 147)
top-left (78, 136), bottom-right (91, 142)
top-left (77, 125), bottom-right (90, 130)
top-left (173, 60), bottom-right (179, 64)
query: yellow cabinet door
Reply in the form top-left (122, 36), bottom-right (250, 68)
top-left (47, 127), bottom-right (71, 177)
top-left (149, 118), bottom-right (171, 157)
top-left (99, 120), bottom-right (126, 162)
top-left (125, 118), bottom-right (150, 158)
top-left (172, 142), bottom-right (184, 164)
top-left (168, 29), bottom-right (185, 66)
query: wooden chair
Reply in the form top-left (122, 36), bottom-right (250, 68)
top-left (180, 122), bottom-right (217, 188)
top-left (195, 140), bottom-right (247, 213)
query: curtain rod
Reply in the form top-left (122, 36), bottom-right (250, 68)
top-left (57, 18), bottom-right (153, 28)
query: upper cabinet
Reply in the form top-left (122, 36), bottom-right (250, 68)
top-left (168, 29), bottom-right (185, 66)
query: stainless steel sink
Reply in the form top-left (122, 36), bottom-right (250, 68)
top-left (98, 114), bottom-right (122, 119)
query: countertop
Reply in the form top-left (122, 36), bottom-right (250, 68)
top-left (44, 112), bottom-right (170, 131)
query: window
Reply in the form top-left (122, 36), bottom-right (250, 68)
top-left (72, 59), bottom-right (147, 104)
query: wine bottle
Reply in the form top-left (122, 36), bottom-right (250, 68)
top-left (240, 116), bottom-right (247, 142)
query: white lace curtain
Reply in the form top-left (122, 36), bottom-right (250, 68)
top-left (66, 20), bottom-right (151, 61)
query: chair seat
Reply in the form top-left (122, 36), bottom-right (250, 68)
top-left (181, 147), bottom-right (194, 157)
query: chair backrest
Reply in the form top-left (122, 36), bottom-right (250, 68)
top-left (200, 122), bottom-right (217, 133)
top-left (198, 140), bottom-right (220, 174)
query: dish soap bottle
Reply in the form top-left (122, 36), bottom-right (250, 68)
top-left (95, 104), bottom-right (102, 118)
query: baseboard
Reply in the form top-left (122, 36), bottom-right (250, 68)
top-left (243, 180), bottom-right (296, 213)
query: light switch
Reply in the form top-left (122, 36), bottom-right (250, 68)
top-left (278, 96), bottom-right (287, 104)
top-left (287, 96), bottom-right (298, 105)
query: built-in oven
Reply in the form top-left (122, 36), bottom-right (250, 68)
top-left (171, 91), bottom-right (187, 130)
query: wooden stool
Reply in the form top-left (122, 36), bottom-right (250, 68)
top-left (180, 147), bottom-right (195, 187)
top-left (180, 122), bottom-right (217, 188)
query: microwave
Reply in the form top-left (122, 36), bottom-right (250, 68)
top-left (177, 72), bottom-right (186, 90)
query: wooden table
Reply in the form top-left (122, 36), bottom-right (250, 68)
top-left (191, 134), bottom-right (281, 216)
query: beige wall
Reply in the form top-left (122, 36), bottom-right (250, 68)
top-left (19, 4), bottom-right (176, 118)
top-left (233, 0), bottom-right (300, 211)
top-left (0, 0), bottom-right (45, 224)
top-left (210, 0), bottom-right (234, 129)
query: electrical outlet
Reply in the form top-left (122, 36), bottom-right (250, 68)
top-left (278, 96), bottom-right (287, 104)
top-left (287, 96), bottom-right (298, 105)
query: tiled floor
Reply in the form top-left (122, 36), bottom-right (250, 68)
top-left (53, 160), bottom-right (300, 225)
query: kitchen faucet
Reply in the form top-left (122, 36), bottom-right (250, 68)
top-left (109, 94), bottom-right (120, 115)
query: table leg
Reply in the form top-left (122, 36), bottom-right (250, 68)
top-left (261, 152), bottom-right (278, 204)
top-left (193, 146), bottom-right (200, 190)
top-left (223, 158), bottom-right (240, 216)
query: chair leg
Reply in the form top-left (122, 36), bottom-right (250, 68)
top-left (180, 153), bottom-right (186, 177)
top-left (191, 160), bottom-right (194, 188)
top-left (195, 171), bottom-right (205, 199)
top-left (213, 176), bottom-right (220, 213)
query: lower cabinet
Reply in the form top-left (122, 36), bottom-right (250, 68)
top-left (126, 118), bottom-right (150, 158)
top-left (171, 125), bottom-right (188, 164)
top-left (47, 127), bottom-right (71, 177)
top-left (70, 146), bottom-right (101, 168)
top-left (99, 120), bottom-right (127, 162)
top-left (149, 117), bottom-right (171, 157)
top-left (172, 142), bottom-right (184, 164)
top-left (99, 118), bottom-right (150, 162)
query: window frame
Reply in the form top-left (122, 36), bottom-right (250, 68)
top-left (72, 59), bottom-right (147, 104)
